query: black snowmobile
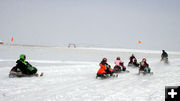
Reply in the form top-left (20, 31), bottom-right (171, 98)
top-left (128, 58), bottom-right (139, 67)
top-left (96, 73), bottom-right (118, 79)
top-left (113, 65), bottom-right (130, 73)
top-left (161, 58), bottom-right (169, 64)
top-left (138, 68), bottom-right (153, 75)
top-left (128, 62), bottom-right (139, 67)
top-left (9, 66), bottom-right (43, 78)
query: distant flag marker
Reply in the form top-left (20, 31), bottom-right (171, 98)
top-left (11, 37), bottom-right (14, 42)
top-left (138, 40), bottom-right (142, 44)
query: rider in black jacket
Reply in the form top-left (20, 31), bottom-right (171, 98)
top-left (161, 50), bottom-right (168, 60)
top-left (11, 54), bottom-right (37, 75)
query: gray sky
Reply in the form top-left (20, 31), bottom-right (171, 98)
top-left (0, 0), bottom-right (180, 51)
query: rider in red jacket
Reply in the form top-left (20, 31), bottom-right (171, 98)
top-left (97, 58), bottom-right (113, 77)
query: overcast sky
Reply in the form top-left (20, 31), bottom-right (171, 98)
top-left (0, 0), bottom-right (180, 51)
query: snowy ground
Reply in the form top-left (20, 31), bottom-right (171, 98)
top-left (0, 45), bottom-right (180, 101)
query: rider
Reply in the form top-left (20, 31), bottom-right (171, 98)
top-left (97, 58), bottom-right (114, 77)
top-left (139, 58), bottom-right (151, 73)
top-left (11, 54), bottom-right (37, 75)
top-left (161, 50), bottom-right (168, 61)
top-left (132, 58), bottom-right (139, 67)
top-left (129, 54), bottom-right (135, 64)
top-left (114, 57), bottom-right (123, 71)
top-left (114, 57), bottom-right (126, 71)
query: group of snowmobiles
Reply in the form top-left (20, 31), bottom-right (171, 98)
top-left (9, 50), bottom-right (168, 79)
top-left (96, 50), bottom-right (169, 79)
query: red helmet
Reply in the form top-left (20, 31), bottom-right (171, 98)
top-left (102, 58), bottom-right (107, 62)
top-left (116, 57), bottom-right (120, 60)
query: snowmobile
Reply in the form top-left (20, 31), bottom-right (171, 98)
top-left (9, 67), bottom-right (43, 78)
top-left (161, 58), bottom-right (169, 64)
top-left (96, 73), bottom-right (118, 79)
top-left (128, 58), bottom-right (139, 67)
top-left (138, 69), bottom-right (153, 75)
top-left (113, 65), bottom-right (130, 73)
top-left (128, 62), bottom-right (139, 67)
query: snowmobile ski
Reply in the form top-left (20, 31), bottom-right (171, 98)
top-left (138, 71), bottom-right (153, 75)
top-left (96, 74), bottom-right (118, 79)
top-left (9, 71), bottom-right (44, 78)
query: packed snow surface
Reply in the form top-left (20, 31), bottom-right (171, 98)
top-left (0, 45), bottom-right (180, 101)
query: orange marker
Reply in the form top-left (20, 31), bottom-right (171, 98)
top-left (138, 40), bottom-right (141, 44)
top-left (11, 37), bottom-right (14, 42)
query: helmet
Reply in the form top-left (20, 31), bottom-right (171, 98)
top-left (142, 58), bottom-right (146, 62)
top-left (20, 54), bottom-right (26, 60)
top-left (116, 57), bottom-right (120, 60)
top-left (102, 58), bottom-right (107, 62)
